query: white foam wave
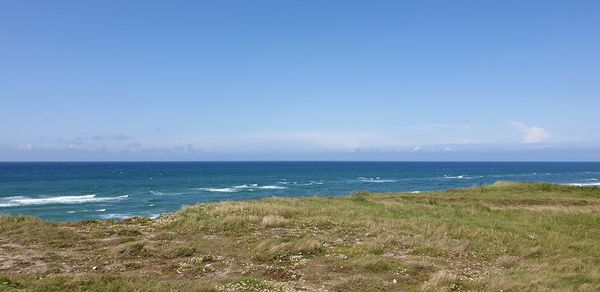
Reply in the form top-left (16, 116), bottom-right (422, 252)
top-left (443, 175), bottom-right (482, 180)
top-left (564, 182), bottom-right (600, 187)
top-left (198, 184), bottom-right (287, 192)
top-left (444, 175), bottom-right (466, 179)
top-left (585, 178), bottom-right (598, 181)
top-left (150, 190), bottom-right (187, 196)
top-left (358, 177), bottom-right (396, 183)
top-left (256, 185), bottom-right (287, 190)
top-left (0, 194), bottom-right (128, 208)
top-left (233, 184), bottom-right (258, 189)
top-left (96, 209), bottom-right (107, 212)
top-left (198, 187), bottom-right (238, 193)
top-left (295, 180), bottom-right (325, 186)
top-left (100, 214), bottom-right (132, 220)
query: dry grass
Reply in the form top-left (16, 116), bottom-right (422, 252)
top-left (422, 270), bottom-right (460, 291)
top-left (262, 215), bottom-right (289, 228)
top-left (1, 182), bottom-right (600, 291)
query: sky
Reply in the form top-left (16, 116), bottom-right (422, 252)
top-left (1, 0), bottom-right (599, 161)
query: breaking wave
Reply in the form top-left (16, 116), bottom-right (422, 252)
top-left (358, 177), bottom-right (396, 183)
top-left (100, 213), bottom-right (132, 220)
top-left (564, 182), bottom-right (600, 187)
top-left (0, 194), bottom-right (128, 208)
top-left (197, 188), bottom-right (239, 193)
top-left (443, 175), bottom-right (482, 180)
top-left (256, 185), bottom-right (287, 189)
top-left (197, 184), bottom-right (287, 192)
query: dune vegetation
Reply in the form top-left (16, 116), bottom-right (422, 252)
top-left (1, 182), bottom-right (600, 291)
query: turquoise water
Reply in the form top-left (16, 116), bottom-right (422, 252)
top-left (1, 162), bottom-right (599, 221)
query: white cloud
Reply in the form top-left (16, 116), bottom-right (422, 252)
top-left (510, 122), bottom-right (550, 144)
top-left (17, 144), bottom-right (34, 150)
top-left (92, 134), bottom-right (132, 141)
top-left (181, 131), bottom-right (384, 152)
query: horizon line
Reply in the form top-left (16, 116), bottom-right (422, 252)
top-left (1, 160), bottom-right (600, 163)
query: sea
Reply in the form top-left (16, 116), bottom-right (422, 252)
top-left (1, 162), bottom-right (599, 222)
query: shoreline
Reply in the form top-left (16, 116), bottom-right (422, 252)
top-left (2, 181), bottom-right (598, 223)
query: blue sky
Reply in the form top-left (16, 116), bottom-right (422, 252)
top-left (1, 1), bottom-right (599, 161)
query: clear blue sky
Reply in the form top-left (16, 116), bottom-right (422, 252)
top-left (1, 1), bottom-right (599, 161)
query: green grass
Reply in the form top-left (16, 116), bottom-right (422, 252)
top-left (1, 182), bottom-right (600, 291)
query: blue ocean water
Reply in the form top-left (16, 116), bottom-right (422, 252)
top-left (1, 162), bottom-right (599, 222)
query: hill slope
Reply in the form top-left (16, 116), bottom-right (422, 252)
top-left (1, 182), bottom-right (600, 291)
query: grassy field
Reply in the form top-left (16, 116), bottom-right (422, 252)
top-left (1, 182), bottom-right (599, 291)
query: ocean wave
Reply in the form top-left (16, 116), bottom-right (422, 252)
top-left (444, 175), bottom-right (467, 179)
top-left (256, 185), bottom-right (287, 190)
top-left (296, 180), bottom-right (325, 186)
top-left (198, 184), bottom-right (287, 192)
top-left (233, 184), bottom-right (258, 189)
top-left (150, 190), bottom-right (189, 196)
top-left (0, 194), bottom-right (128, 208)
top-left (279, 180), bottom-right (323, 186)
top-left (100, 213), bottom-right (132, 220)
top-left (198, 187), bottom-right (239, 193)
top-left (443, 175), bottom-right (482, 180)
top-left (564, 182), bottom-right (600, 187)
top-left (358, 177), bottom-right (396, 183)
top-left (585, 178), bottom-right (598, 181)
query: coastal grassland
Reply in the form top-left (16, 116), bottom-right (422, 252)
top-left (1, 182), bottom-right (600, 291)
